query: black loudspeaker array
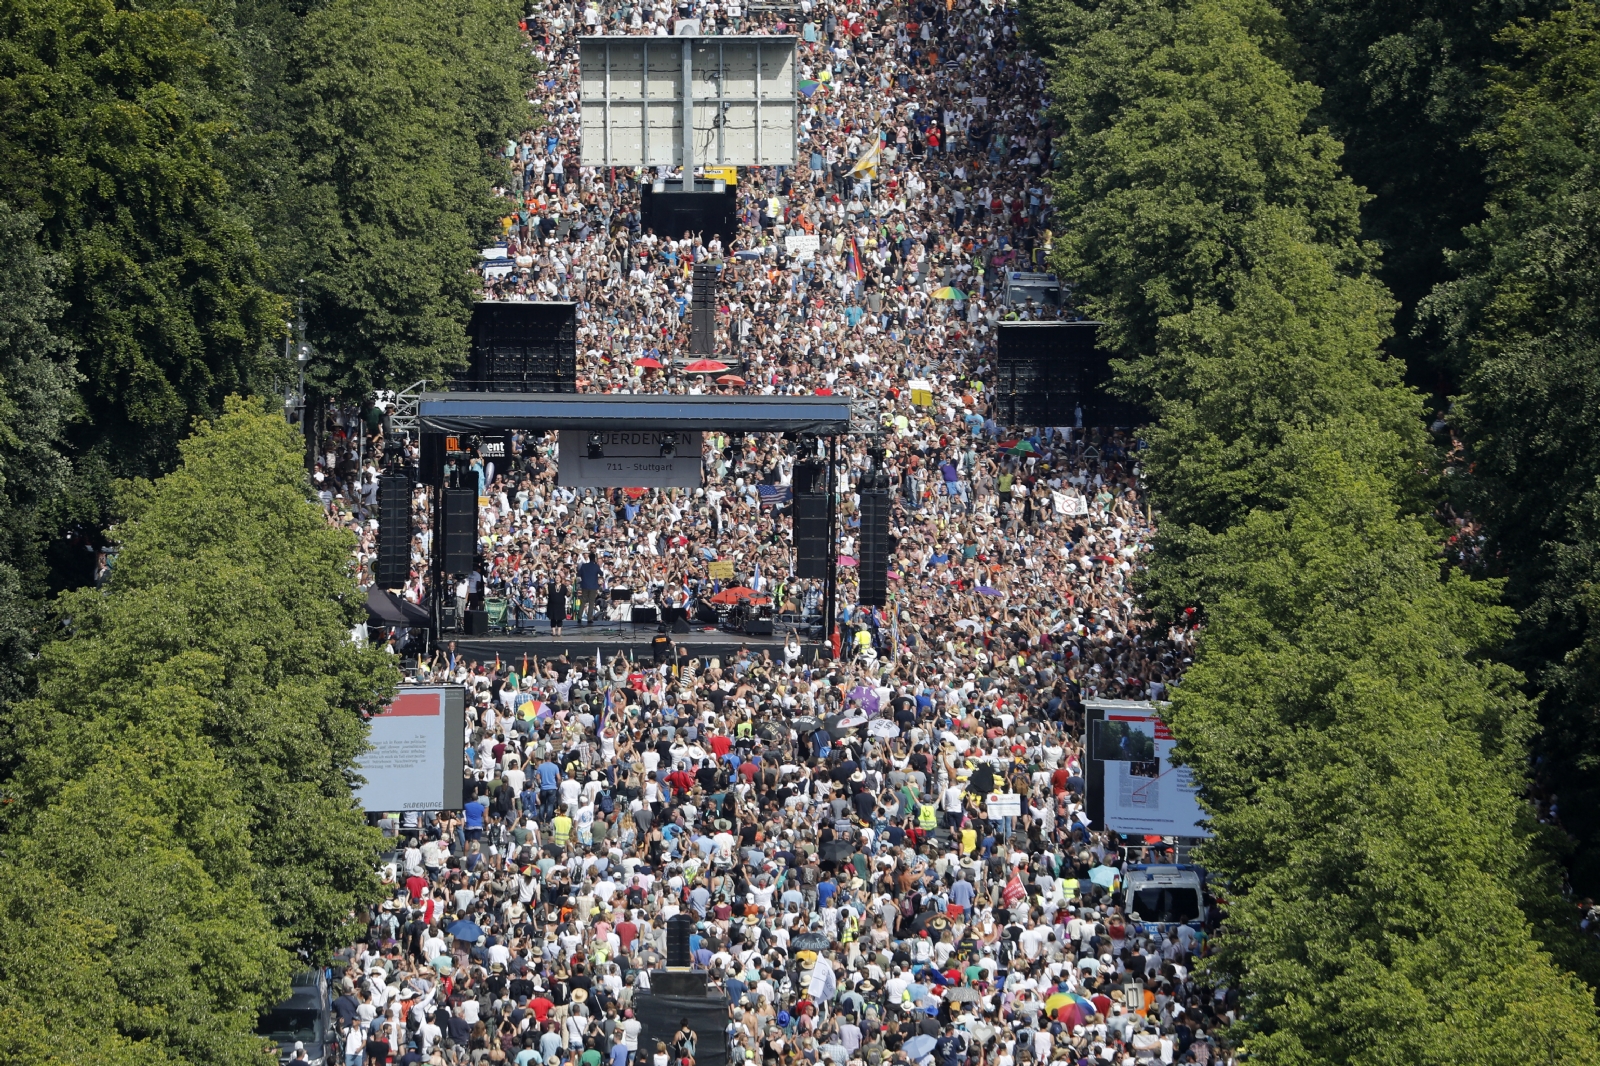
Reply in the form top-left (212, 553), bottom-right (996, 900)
top-left (793, 492), bottom-right (830, 579)
top-left (994, 321), bottom-right (1147, 428)
top-left (462, 301), bottom-right (577, 392)
top-left (641, 184), bottom-right (740, 246)
top-left (792, 459), bottom-right (830, 580)
top-left (857, 488), bottom-right (891, 607)
top-left (690, 262), bottom-right (718, 355)
top-left (665, 913), bottom-right (694, 968)
top-left (441, 488), bottom-right (478, 576)
top-left (376, 474), bottom-right (412, 589)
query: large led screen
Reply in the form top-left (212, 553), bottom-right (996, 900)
top-left (355, 686), bottom-right (466, 812)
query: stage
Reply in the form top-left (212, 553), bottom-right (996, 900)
top-left (434, 618), bottom-right (826, 667)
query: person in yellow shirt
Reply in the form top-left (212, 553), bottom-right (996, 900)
top-left (552, 812), bottom-right (573, 846)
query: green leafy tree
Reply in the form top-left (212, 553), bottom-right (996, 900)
top-left (1166, 455), bottom-right (1600, 1065)
top-left (1042, 0), bottom-right (1371, 363)
top-left (0, 0), bottom-right (285, 477)
top-left (4, 399), bottom-right (397, 961)
top-left (0, 203), bottom-right (78, 707)
top-left (236, 0), bottom-right (536, 397)
top-left (1025, 0), bottom-right (1600, 1052)
top-left (1270, 0), bottom-right (1557, 375)
top-left (1423, 1), bottom-right (1600, 893)
top-left (1038, 0), bottom-right (1427, 539)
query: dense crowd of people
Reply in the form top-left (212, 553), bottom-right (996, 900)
top-left (308, 1), bottom-right (1232, 1064)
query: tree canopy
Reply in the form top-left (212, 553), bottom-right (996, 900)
top-left (236, 0), bottom-right (537, 397)
top-left (1422, 0), bottom-right (1600, 894)
top-left (0, 399), bottom-right (396, 1064)
top-left (0, 0), bottom-right (284, 477)
top-left (1027, 0), bottom-right (1600, 1056)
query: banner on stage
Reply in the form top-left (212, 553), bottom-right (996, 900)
top-left (557, 430), bottom-right (704, 488)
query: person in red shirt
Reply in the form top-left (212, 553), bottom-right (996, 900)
top-left (405, 873), bottom-right (428, 902)
top-left (666, 766), bottom-right (696, 798)
top-left (529, 985), bottom-right (554, 1025)
top-left (616, 915), bottom-right (638, 949)
top-left (707, 732), bottom-right (732, 759)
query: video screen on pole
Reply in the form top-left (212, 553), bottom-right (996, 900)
top-left (1091, 718), bottom-right (1157, 762)
top-left (557, 429), bottom-right (704, 488)
top-left (1090, 711), bottom-right (1210, 838)
top-left (355, 686), bottom-right (466, 812)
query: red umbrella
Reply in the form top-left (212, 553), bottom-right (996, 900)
top-left (716, 374), bottom-right (747, 385)
top-left (683, 358), bottom-right (730, 373)
top-left (708, 586), bottom-right (771, 605)
top-left (634, 357), bottom-right (663, 369)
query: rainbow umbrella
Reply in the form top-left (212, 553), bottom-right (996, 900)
top-left (931, 286), bottom-right (967, 300)
top-left (1055, 1003), bottom-right (1086, 1027)
top-left (799, 80), bottom-right (821, 97)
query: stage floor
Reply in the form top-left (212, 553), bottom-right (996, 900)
top-left (437, 619), bottom-right (824, 667)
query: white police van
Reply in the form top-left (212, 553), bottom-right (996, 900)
top-left (1123, 863), bottom-right (1205, 934)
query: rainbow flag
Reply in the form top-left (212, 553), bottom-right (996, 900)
top-left (847, 236), bottom-right (865, 280)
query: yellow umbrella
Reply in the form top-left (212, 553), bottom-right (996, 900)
top-left (1044, 993), bottom-right (1073, 1014)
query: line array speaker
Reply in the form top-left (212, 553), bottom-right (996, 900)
top-left (857, 488), bottom-right (891, 607)
top-left (462, 302), bottom-right (578, 392)
top-left (994, 321), bottom-right (1147, 428)
top-left (442, 488), bottom-right (478, 575)
top-left (690, 262), bottom-right (718, 355)
top-left (376, 474), bottom-right (412, 589)
top-left (665, 913), bottom-right (694, 968)
top-left (641, 186), bottom-right (740, 246)
top-left (792, 458), bottom-right (825, 495)
top-left (793, 491), bottom-right (830, 579)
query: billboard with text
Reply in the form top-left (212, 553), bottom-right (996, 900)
top-left (557, 429), bottom-right (704, 488)
top-left (355, 686), bottom-right (465, 812)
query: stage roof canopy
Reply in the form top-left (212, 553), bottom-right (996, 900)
top-left (418, 392), bottom-right (853, 435)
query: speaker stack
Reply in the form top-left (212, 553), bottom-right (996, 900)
top-left (441, 489), bottom-right (478, 575)
top-left (375, 474), bottom-right (412, 590)
top-left (690, 262), bottom-right (718, 355)
top-left (792, 458), bottom-right (829, 579)
top-left (993, 321), bottom-right (1148, 428)
top-left (665, 913), bottom-right (695, 968)
top-left (857, 486), bottom-right (891, 607)
top-left (463, 301), bottom-right (577, 392)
